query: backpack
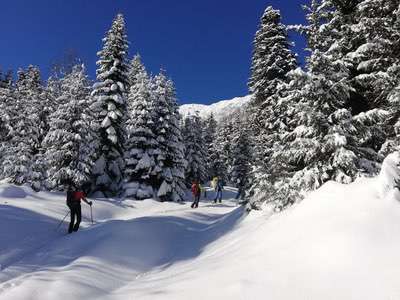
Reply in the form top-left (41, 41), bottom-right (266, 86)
top-left (216, 179), bottom-right (224, 190)
top-left (191, 183), bottom-right (200, 195)
top-left (74, 191), bottom-right (85, 201)
top-left (66, 190), bottom-right (75, 206)
top-left (211, 177), bottom-right (218, 189)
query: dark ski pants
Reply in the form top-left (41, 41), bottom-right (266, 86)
top-left (235, 188), bottom-right (243, 200)
top-left (214, 189), bottom-right (222, 202)
top-left (67, 202), bottom-right (82, 233)
top-left (191, 194), bottom-right (200, 208)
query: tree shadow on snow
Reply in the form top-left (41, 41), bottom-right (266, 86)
top-left (0, 205), bottom-right (61, 275)
top-left (90, 197), bottom-right (137, 209)
top-left (0, 185), bottom-right (28, 199)
top-left (0, 205), bottom-right (246, 286)
top-left (201, 203), bottom-right (239, 209)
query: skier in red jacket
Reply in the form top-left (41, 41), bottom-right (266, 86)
top-left (191, 180), bottom-right (201, 209)
top-left (66, 186), bottom-right (92, 234)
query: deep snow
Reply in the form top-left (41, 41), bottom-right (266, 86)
top-left (1, 154), bottom-right (400, 299)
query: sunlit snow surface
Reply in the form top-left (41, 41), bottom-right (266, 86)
top-left (1, 154), bottom-right (400, 299)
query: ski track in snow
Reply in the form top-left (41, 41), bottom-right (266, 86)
top-left (0, 185), bottom-right (245, 299)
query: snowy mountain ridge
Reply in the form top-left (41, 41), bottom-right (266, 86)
top-left (179, 95), bottom-right (251, 121)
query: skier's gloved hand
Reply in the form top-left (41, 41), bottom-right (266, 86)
top-left (89, 201), bottom-right (93, 206)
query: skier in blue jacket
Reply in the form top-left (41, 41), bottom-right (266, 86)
top-left (214, 177), bottom-right (224, 203)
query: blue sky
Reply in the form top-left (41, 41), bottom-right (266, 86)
top-left (0, 0), bottom-right (307, 104)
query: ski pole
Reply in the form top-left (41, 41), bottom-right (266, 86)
top-left (90, 205), bottom-right (93, 224)
top-left (55, 211), bottom-right (70, 231)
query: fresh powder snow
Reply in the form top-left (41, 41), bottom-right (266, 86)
top-left (1, 153), bottom-right (400, 299)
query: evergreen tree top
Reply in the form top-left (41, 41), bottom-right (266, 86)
top-left (255, 7), bottom-right (292, 46)
top-left (260, 6), bottom-right (282, 25)
top-left (298, 0), bottom-right (337, 53)
top-left (59, 64), bottom-right (90, 99)
top-left (0, 69), bottom-right (13, 88)
top-left (16, 65), bottom-right (42, 93)
top-left (96, 13), bottom-right (129, 84)
top-left (155, 69), bottom-right (168, 82)
top-left (130, 54), bottom-right (144, 70)
top-left (153, 70), bottom-right (172, 103)
top-left (128, 54), bottom-right (147, 88)
top-left (249, 5), bottom-right (297, 103)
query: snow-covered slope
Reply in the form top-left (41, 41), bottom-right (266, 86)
top-left (1, 153), bottom-right (400, 299)
top-left (179, 95), bottom-right (251, 121)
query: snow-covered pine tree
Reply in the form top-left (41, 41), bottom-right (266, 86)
top-left (17, 66), bottom-right (49, 143)
top-left (91, 14), bottom-right (129, 196)
top-left (151, 71), bottom-right (171, 199)
top-left (0, 69), bottom-right (12, 128)
top-left (0, 71), bottom-right (13, 180)
top-left (326, 0), bottom-right (400, 154)
top-left (0, 69), bottom-right (13, 89)
top-left (209, 117), bottom-right (235, 183)
top-left (296, 0), bottom-right (339, 54)
top-left (128, 54), bottom-right (146, 90)
top-left (30, 72), bottom-right (70, 191)
top-left (247, 6), bottom-right (297, 201)
top-left (248, 6), bottom-right (297, 106)
top-left (305, 0), bottom-right (399, 153)
top-left (0, 94), bottom-right (9, 146)
top-left (257, 4), bottom-right (387, 210)
top-left (2, 66), bottom-right (44, 185)
top-left (152, 71), bottom-right (187, 201)
top-left (42, 65), bottom-right (95, 190)
top-left (124, 63), bottom-right (158, 199)
top-left (165, 78), bottom-right (188, 201)
top-left (182, 113), bottom-right (207, 185)
top-left (46, 76), bottom-right (62, 106)
top-left (229, 115), bottom-right (252, 200)
top-left (30, 152), bottom-right (47, 191)
top-left (247, 0), bottom-right (396, 210)
top-left (32, 67), bottom-right (57, 191)
top-left (265, 54), bottom-right (357, 210)
top-left (46, 50), bottom-right (84, 107)
top-left (296, 0), bottom-right (400, 161)
top-left (208, 140), bottom-right (227, 181)
top-left (203, 113), bottom-right (218, 177)
top-left (383, 4), bottom-right (400, 155)
top-left (382, 84), bottom-right (400, 154)
top-left (350, 0), bottom-right (400, 151)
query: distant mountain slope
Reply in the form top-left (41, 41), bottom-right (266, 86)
top-left (179, 95), bottom-right (251, 122)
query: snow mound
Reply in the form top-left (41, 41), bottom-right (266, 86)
top-left (179, 95), bottom-right (251, 122)
top-left (377, 151), bottom-right (400, 198)
top-left (100, 174), bottom-right (400, 300)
